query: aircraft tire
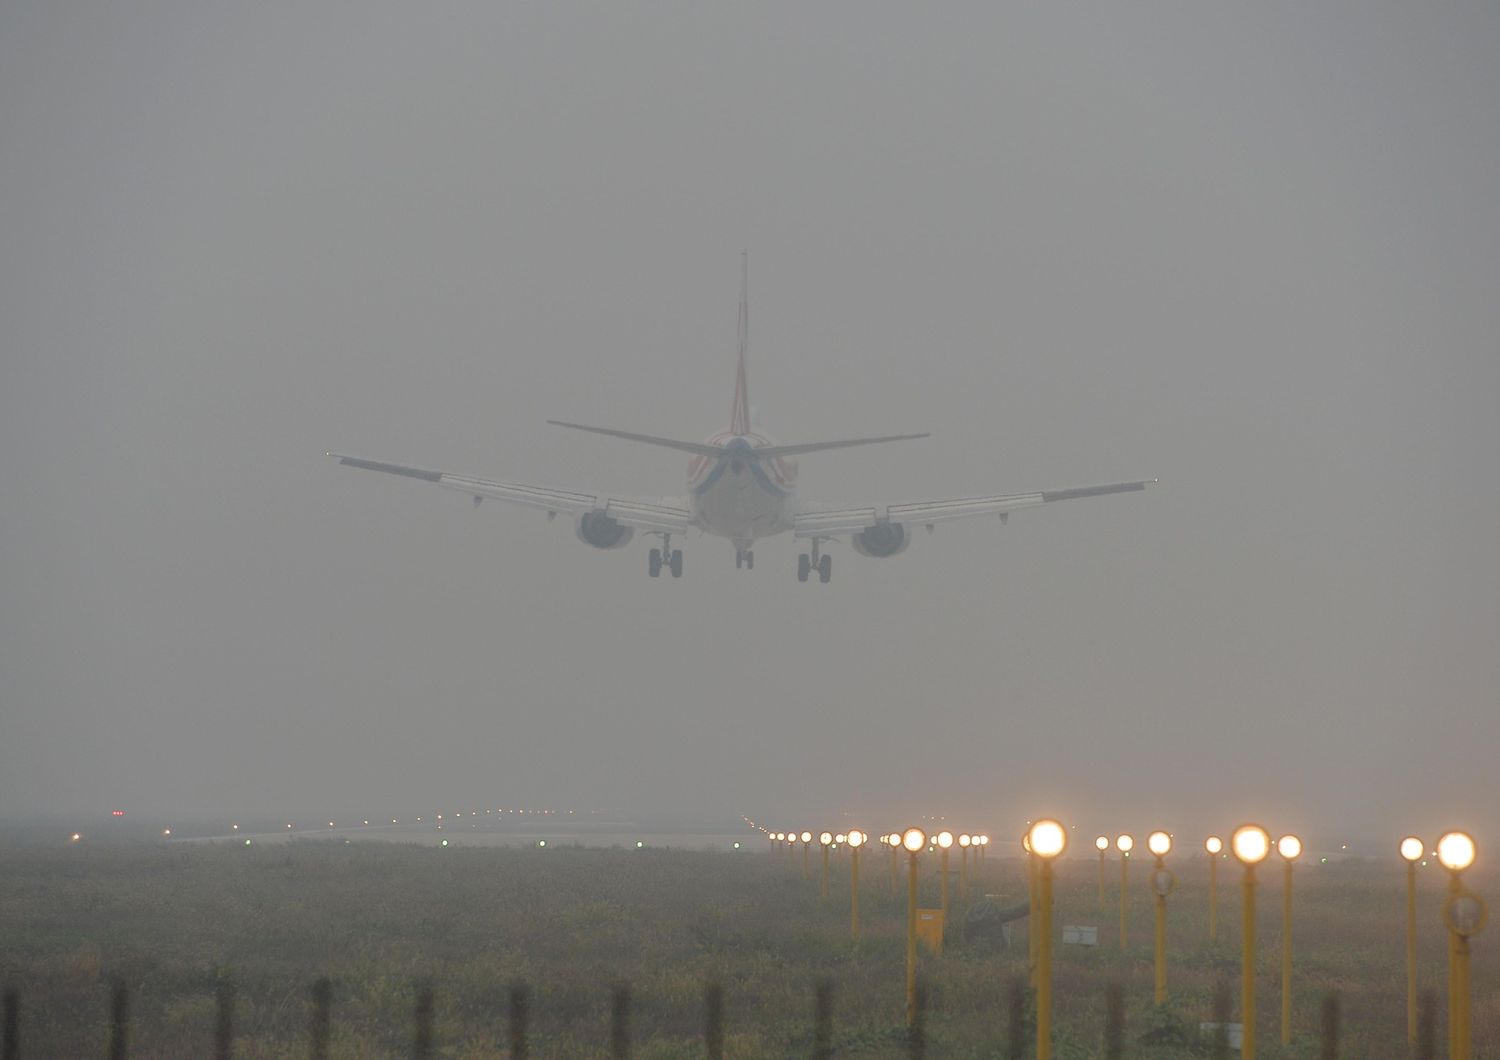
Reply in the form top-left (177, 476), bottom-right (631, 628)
top-left (818, 554), bottom-right (832, 583)
top-left (670, 549), bottom-right (683, 578)
top-left (746, 550), bottom-right (754, 570)
top-left (797, 553), bottom-right (811, 582)
top-left (649, 548), bottom-right (662, 578)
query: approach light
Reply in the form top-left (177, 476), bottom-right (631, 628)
top-left (1028, 819), bottom-right (1067, 859)
top-left (440, 839), bottom-right (448, 847)
top-left (848, 830), bottom-right (866, 848)
top-left (733, 842), bottom-right (740, 849)
top-left (959, 833), bottom-right (972, 848)
top-left (1116, 834), bottom-right (1134, 854)
top-left (820, 831), bottom-right (834, 846)
top-left (70, 833), bottom-right (81, 842)
top-left (902, 828), bottom-right (927, 852)
top-left (163, 828), bottom-right (172, 837)
top-left (244, 839), bottom-right (251, 846)
top-left (1437, 831), bottom-right (1477, 872)
top-left (1231, 824), bottom-right (1271, 865)
top-left (1400, 836), bottom-right (1424, 862)
top-left (978, 834), bottom-right (990, 847)
top-left (1095, 835), bottom-right (1109, 852)
top-left (801, 831), bottom-right (813, 844)
top-left (538, 840), bottom-right (547, 848)
top-left (328, 821), bottom-right (334, 828)
top-left (836, 833), bottom-right (847, 844)
top-left (232, 824), bottom-right (240, 831)
top-left (936, 830), bottom-right (954, 849)
top-left (1148, 831), bottom-right (1172, 857)
top-left (1277, 834), bottom-right (1303, 861)
top-left (1206, 835), bottom-right (1223, 855)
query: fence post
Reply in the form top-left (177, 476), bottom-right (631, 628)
top-left (213, 980), bottom-right (233, 1060)
top-left (1209, 979), bottom-right (1231, 1060)
top-left (813, 980), bottom-right (833, 1060)
top-left (1103, 982), bottom-right (1124, 1059)
top-left (1415, 990), bottom-right (1436, 1060)
top-left (509, 982), bottom-right (529, 1060)
top-left (108, 982), bottom-right (129, 1060)
top-left (413, 986), bottom-right (434, 1060)
top-left (704, 982), bottom-right (724, 1060)
top-left (1004, 976), bottom-right (1026, 1060)
top-left (309, 978), bottom-right (331, 1060)
top-left (3, 989), bottom-right (17, 1060)
top-left (610, 984), bottom-right (630, 1059)
top-left (907, 983), bottom-right (925, 1060)
top-left (1320, 992), bottom-right (1339, 1059)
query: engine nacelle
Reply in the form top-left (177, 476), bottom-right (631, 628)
top-left (851, 522), bottom-right (910, 558)
top-left (575, 511), bottom-right (634, 550)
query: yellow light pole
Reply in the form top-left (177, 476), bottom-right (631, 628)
top-left (978, 833), bottom-right (990, 862)
top-left (848, 829), bottom-right (865, 941)
top-left (1232, 824), bottom-right (1271, 1060)
top-left (820, 832), bottom-right (834, 898)
top-left (1116, 834), bottom-right (1134, 948)
top-left (958, 834), bottom-right (972, 902)
top-left (936, 831), bottom-right (954, 925)
top-left (1399, 836), bottom-right (1422, 1046)
top-left (901, 827), bottom-right (927, 1027)
top-left (1095, 836), bottom-right (1109, 908)
top-left (1437, 831), bottom-right (1484, 1060)
top-left (1028, 819), bottom-right (1068, 1060)
top-left (1276, 835), bottom-right (1302, 1046)
top-left (800, 831), bottom-right (813, 878)
top-left (1025, 833), bottom-right (1038, 982)
top-left (889, 832), bottom-right (901, 892)
top-left (1205, 836), bottom-right (1224, 942)
top-left (1147, 831), bottom-right (1176, 1005)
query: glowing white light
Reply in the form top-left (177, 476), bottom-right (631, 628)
top-left (1437, 832), bottom-right (1477, 872)
top-left (1277, 835), bottom-right (1303, 861)
top-left (1232, 825), bottom-right (1271, 865)
top-left (1400, 836), bottom-right (1424, 862)
top-left (936, 831), bottom-right (954, 849)
top-left (902, 828), bottom-right (927, 852)
top-left (1205, 836), bottom-right (1223, 855)
top-left (848, 830), bottom-right (866, 848)
top-left (1095, 835), bottom-right (1109, 852)
top-left (1148, 831), bottom-right (1172, 857)
top-left (820, 831), bottom-right (833, 845)
top-left (1028, 820), bottom-right (1067, 859)
top-left (1116, 834), bottom-right (1134, 854)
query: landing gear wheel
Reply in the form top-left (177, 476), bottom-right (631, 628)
top-left (745, 550), bottom-right (754, 570)
top-left (648, 548), bottom-right (662, 578)
top-left (818, 553), bottom-right (832, 583)
top-left (736, 551), bottom-right (743, 570)
top-left (669, 549), bottom-right (683, 578)
top-left (797, 553), bottom-right (811, 582)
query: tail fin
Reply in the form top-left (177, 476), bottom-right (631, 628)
top-left (730, 251), bottom-right (751, 435)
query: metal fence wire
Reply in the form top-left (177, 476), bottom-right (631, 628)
top-left (0, 977), bottom-right (1397, 1058)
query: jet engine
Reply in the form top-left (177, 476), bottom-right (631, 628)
top-left (575, 510), bottom-right (634, 550)
top-left (851, 522), bottom-right (910, 558)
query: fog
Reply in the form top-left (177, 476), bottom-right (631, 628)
top-left (2, 3), bottom-right (1496, 842)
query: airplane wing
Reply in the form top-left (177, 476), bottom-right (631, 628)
top-left (794, 479), bottom-right (1155, 537)
top-left (328, 453), bottom-right (692, 534)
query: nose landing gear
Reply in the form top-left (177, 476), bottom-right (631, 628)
top-left (735, 549), bottom-right (755, 570)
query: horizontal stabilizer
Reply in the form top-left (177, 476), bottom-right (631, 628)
top-left (753, 433), bottom-right (930, 458)
top-left (546, 421), bottom-right (723, 457)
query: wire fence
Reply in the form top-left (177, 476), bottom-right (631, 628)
top-left (0, 974), bottom-right (1433, 1059)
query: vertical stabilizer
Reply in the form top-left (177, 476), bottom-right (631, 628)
top-left (730, 251), bottom-right (751, 436)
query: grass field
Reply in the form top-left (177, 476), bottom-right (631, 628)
top-left (1, 838), bottom-right (1494, 1057)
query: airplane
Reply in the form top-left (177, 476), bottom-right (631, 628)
top-left (330, 255), bottom-right (1153, 582)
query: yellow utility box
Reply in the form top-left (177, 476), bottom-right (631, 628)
top-left (916, 908), bottom-right (945, 954)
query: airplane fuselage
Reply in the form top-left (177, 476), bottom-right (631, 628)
top-left (688, 431), bottom-right (797, 549)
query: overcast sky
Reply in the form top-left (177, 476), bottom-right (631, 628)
top-left (2, 3), bottom-right (1496, 843)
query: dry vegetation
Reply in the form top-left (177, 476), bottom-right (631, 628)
top-left (1, 839), bottom-right (1494, 1057)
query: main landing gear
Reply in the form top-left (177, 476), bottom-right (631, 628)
top-left (797, 539), bottom-right (832, 583)
top-left (648, 534), bottom-right (683, 578)
top-left (735, 549), bottom-right (754, 570)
